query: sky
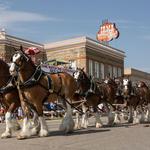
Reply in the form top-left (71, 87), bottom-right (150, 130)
top-left (0, 0), bottom-right (150, 72)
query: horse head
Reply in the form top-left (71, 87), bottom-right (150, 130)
top-left (9, 49), bottom-right (32, 76)
top-left (73, 67), bottom-right (91, 94)
top-left (122, 78), bottom-right (132, 98)
top-left (137, 81), bottom-right (147, 88)
top-left (73, 67), bottom-right (85, 81)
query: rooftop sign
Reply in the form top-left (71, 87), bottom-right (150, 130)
top-left (97, 22), bottom-right (119, 42)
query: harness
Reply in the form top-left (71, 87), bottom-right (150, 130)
top-left (0, 77), bottom-right (17, 95)
top-left (0, 76), bottom-right (17, 109)
top-left (18, 66), bottom-right (43, 89)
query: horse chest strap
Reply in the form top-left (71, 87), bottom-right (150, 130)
top-left (47, 75), bottom-right (54, 93)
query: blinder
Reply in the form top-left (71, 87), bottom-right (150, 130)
top-left (12, 52), bottom-right (29, 72)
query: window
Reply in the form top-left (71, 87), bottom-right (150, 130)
top-left (100, 63), bottom-right (104, 79)
top-left (118, 67), bottom-right (122, 77)
top-left (108, 65), bottom-right (113, 78)
top-left (89, 59), bottom-right (93, 76)
top-left (113, 66), bottom-right (117, 78)
top-left (94, 61), bottom-right (100, 78)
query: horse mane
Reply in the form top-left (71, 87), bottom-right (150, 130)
top-left (18, 45), bottom-right (36, 68)
top-left (0, 59), bottom-right (9, 73)
top-left (82, 70), bottom-right (89, 80)
top-left (0, 59), bottom-right (9, 67)
top-left (77, 68), bottom-right (91, 91)
top-left (140, 81), bottom-right (148, 88)
top-left (17, 49), bottom-right (36, 69)
top-left (0, 59), bottom-right (10, 83)
top-left (25, 54), bottom-right (36, 69)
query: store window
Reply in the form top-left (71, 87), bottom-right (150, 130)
top-left (94, 61), bottom-right (100, 78)
top-left (113, 66), bottom-right (117, 78)
top-left (108, 65), bottom-right (113, 78)
top-left (100, 63), bottom-right (105, 79)
top-left (89, 59), bottom-right (93, 76)
top-left (118, 67), bottom-right (122, 77)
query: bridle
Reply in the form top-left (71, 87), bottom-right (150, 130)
top-left (11, 52), bottom-right (30, 73)
top-left (122, 79), bottom-right (132, 99)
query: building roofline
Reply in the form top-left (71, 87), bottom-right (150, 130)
top-left (6, 34), bottom-right (44, 47)
top-left (44, 36), bottom-right (125, 58)
top-left (86, 36), bottom-right (125, 54)
top-left (124, 67), bottom-right (150, 77)
top-left (0, 31), bottom-right (43, 47)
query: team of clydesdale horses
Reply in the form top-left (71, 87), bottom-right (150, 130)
top-left (0, 46), bottom-right (149, 140)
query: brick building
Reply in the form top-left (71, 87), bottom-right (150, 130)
top-left (0, 30), bottom-right (47, 64)
top-left (45, 36), bottom-right (125, 79)
top-left (124, 68), bottom-right (150, 85)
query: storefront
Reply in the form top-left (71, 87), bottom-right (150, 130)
top-left (0, 30), bottom-right (47, 64)
top-left (124, 68), bottom-right (150, 85)
top-left (45, 36), bottom-right (125, 79)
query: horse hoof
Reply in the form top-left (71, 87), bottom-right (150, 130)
top-left (39, 130), bottom-right (49, 137)
top-left (1, 133), bottom-right (11, 139)
top-left (17, 135), bottom-right (28, 140)
top-left (114, 120), bottom-right (121, 124)
top-left (74, 125), bottom-right (81, 130)
top-left (96, 123), bottom-right (103, 128)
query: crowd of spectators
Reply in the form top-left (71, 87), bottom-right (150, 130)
top-left (0, 102), bottom-right (65, 123)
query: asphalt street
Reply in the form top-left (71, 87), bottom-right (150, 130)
top-left (0, 117), bottom-right (150, 150)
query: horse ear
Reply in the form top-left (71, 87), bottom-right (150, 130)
top-left (20, 45), bottom-right (24, 53)
top-left (81, 67), bottom-right (84, 71)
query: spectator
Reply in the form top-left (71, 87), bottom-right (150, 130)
top-left (0, 106), bottom-right (5, 123)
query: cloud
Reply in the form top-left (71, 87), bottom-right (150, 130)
top-left (0, 11), bottom-right (55, 23)
top-left (0, 1), bottom-right (62, 27)
top-left (0, 1), bottom-right (10, 11)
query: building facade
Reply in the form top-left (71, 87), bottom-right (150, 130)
top-left (45, 36), bottom-right (125, 79)
top-left (0, 30), bottom-right (47, 64)
top-left (124, 68), bottom-right (150, 85)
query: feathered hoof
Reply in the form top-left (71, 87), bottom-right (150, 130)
top-left (114, 119), bottom-right (121, 124)
top-left (39, 129), bottom-right (49, 137)
top-left (1, 132), bottom-right (11, 139)
top-left (60, 124), bottom-right (74, 133)
top-left (81, 125), bottom-right (88, 129)
top-left (74, 124), bottom-right (81, 130)
top-left (17, 134), bottom-right (28, 140)
top-left (59, 115), bottom-right (75, 133)
top-left (96, 123), bottom-right (103, 128)
top-left (133, 119), bottom-right (140, 125)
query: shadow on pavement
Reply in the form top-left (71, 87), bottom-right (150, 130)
top-left (49, 128), bottom-right (110, 137)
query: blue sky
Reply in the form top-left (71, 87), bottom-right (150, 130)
top-left (0, 0), bottom-right (150, 72)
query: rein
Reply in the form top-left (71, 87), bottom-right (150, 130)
top-left (64, 98), bottom-right (86, 115)
top-left (17, 65), bottom-right (43, 89)
top-left (0, 76), bottom-right (17, 95)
